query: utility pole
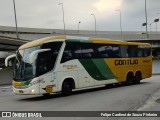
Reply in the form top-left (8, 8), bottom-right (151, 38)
top-left (91, 14), bottom-right (97, 34)
top-left (13, 0), bottom-right (19, 40)
top-left (59, 3), bottom-right (66, 35)
top-left (116, 9), bottom-right (122, 35)
top-left (145, 0), bottom-right (149, 39)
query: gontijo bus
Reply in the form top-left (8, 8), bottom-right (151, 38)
top-left (5, 36), bottom-right (152, 96)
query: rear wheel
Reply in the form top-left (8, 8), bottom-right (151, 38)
top-left (125, 73), bottom-right (134, 85)
top-left (134, 72), bottom-right (142, 84)
top-left (62, 80), bottom-right (73, 95)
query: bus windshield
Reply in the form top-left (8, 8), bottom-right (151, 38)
top-left (13, 46), bottom-right (40, 81)
top-left (13, 42), bottom-right (63, 81)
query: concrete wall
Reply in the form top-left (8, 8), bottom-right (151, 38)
top-left (0, 68), bottom-right (13, 85)
top-left (152, 60), bottom-right (160, 75)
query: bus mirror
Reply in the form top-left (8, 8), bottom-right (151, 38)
top-left (29, 49), bottom-right (51, 64)
top-left (5, 54), bottom-right (16, 67)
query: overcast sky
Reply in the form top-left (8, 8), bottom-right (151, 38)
top-left (0, 0), bottom-right (160, 31)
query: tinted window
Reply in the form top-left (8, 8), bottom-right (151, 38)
top-left (41, 42), bottom-right (62, 53)
top-left (127, 45), bottom-right (138, 57)
top-left (97, 44), bottom-right (120, 58)
top-left (37, 52), bottom-right (54, 75)
top-left (81, 43), bottom-right (95, 59)
top-left (61, 43), bottom-right (82, 63)
top-left (61, 42), bottom-right (150, 62)
top-left (145, 47), bottom-right (151, 57)
top-left (37, 42), bottom-right (62, 75)
top-left (112, 45), bottom-right (120, 58)
top-left (119, 45), bottom-right (128, 58)
top-left (138, 46), bottom-right (144, 57)
top-left (138, 46), bottom-right (151, 57)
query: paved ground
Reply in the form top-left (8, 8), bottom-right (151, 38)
top-left (0, 75), bottom-right (160, 120)
top-left (152, 60), bottom-right (160, 74)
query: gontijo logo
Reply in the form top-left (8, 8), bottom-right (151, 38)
top-left (115, 59), bottom-right (138, 66)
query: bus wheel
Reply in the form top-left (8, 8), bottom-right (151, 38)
top-left (125, 73), bottom-right (134, 85)
top-left (62, 80), bottom-right (72, 95)
top-left (134, 72), bottom-right (142, 84)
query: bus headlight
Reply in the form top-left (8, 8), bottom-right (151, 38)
top-left (13, 89), bottom-right (16, 93)
top-left (31, 89), bottom-right (35, 93)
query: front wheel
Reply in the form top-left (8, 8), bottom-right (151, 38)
top-left (62, 81), bottom-right (72, 95)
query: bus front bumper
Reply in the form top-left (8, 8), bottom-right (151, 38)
top-left (13, 85), bottom-right (40, 95)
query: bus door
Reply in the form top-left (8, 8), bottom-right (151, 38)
top-left (37, 52), bottom-right (55, 94)
top-left (39, 72), bottom-right (53, 93)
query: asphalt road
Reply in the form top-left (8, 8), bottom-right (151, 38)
top-left (0, 75), bottom-right (160, 120)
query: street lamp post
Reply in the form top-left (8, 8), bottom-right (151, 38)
top-left (78, 21), bottom-right (81, 34)
top-left (13, 0), bottom-right (19, 40)
top-left (116, 9), bottom-right (122, 35)
top-left (145, 0), bottom-right (149, 39)
top-left (154, 18), bottom-right (159, 32)
top-left (59, 3), bottom-right (66, 35)
top-left (156, 13), bottom-right (160, 32)
top-left (142, 22), bottom-right (150, 33)
top-left (91, 14), bottom-right (97, 34)
top-left (142, 22), bottom-right (146, 32)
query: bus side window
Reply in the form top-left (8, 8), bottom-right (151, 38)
top-left (37, 52), bottom-right (53, 75)
top-left (63, 51), bottom-right (73, 61)
top-left (120, 45), bottom-right (130, 58)
top-left (37, 42), bottom-right (63, 75)
top-left (80, 43), bottom-right (94, 59)
top-left (97, 44), bottom-right (120, 58)
top-left (97, 45), bottom-right (109, 58)
top-left (112, 45), bottom-right (120, 58)
top-left (138, 46), bottom-right (151, 57)
top-left (41, 42), bottom-right (63, 64)
top-left (127, 45), bottom-right (138, 57)
top-left (61, 43), bottom-right (74, 63)
top-left (61, 43), bottom-right (82, 63)
top-left (144, 47), bottom-right (151, 57)
top-left (138, 46), bottom-right (143, 57)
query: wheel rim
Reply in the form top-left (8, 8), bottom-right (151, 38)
top-left (66, 83), bottom-right (72, 91)
top-left (135, 74), bottom-right (141, 84)
top-left (62, 81), bottom-right (72, 95)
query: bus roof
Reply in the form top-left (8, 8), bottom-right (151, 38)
top-left (19, 36), bottom-right (65, 49)
top-left (19, 35), bottom-right (150, 49)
